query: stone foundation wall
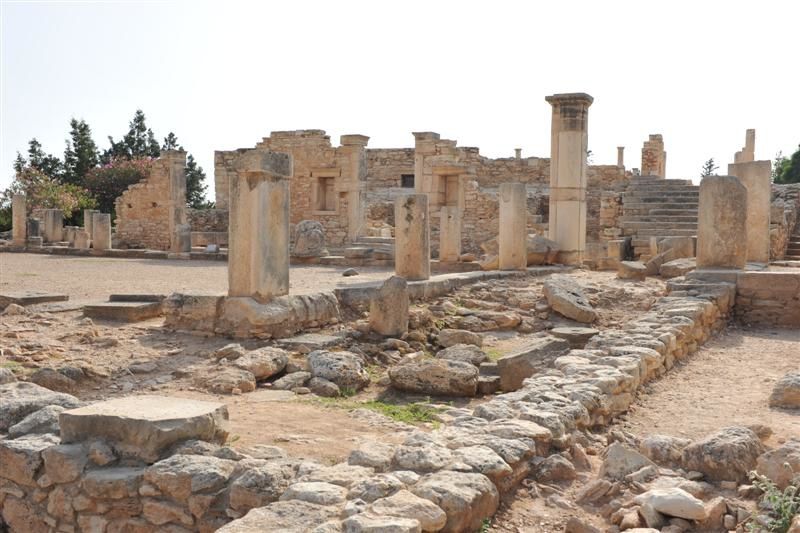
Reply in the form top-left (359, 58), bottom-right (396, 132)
top-left (735, 271), bottom-right (800, 326)
top-left (770, 184), bottom-right (800, 259)
top-left (188, 208), bottom-right (228, 233)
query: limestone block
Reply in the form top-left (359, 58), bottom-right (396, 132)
top-left (728, 160), bottom-right (771, 262)
top-left (696, 176), bottom-right (747, 269)
top-left (439, 206), bottom-right (462, 262)
top-left (11, 194), bottom-right (26, 245)
top-left (369, 276), bottom-right (409, 337)
top-left (0, 433), bottom-right (61, 486)
top-left (0, 381), bottom-right (81, 432)
top-left (496, 336), bottom-right (570, 391)
top-left (499, 183), bottom-right (527, 271)
top-left (292, 220), bottom-right (329, 258)
top-left (92, 213), bottom-right (112, 250)
top-left (59, 395), bottom-right (229, 462)
top-left (43, 209), bottom-right (64, 243)
top-left (74, 229), bottom-right (90, 249)
top-left (618, 260), bottom-right (647, 280)
top-left (395, 194), bottom-right (430, 281)
top-left (388, 359), bottom-right (478, 396)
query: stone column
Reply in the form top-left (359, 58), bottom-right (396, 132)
top-left (617, 147), bottom-right (625, 167)
top-left (515, 148), bottom-right (522, 160)
top-left (395, 194), bottom-right (430, 280)
top-left (43, 209), bottom-right (64, 243)
top-left (164, 150), bottom-right (190, 253)
top-left (696, 175), bottom-right (747, 269)
top-left (545, 92), bottom-right (593, 265)
top-left (11, 194), bottom-right (26, 246)
top-left (83, 209), bottom-right (99, 237)
top-left (228, 150), bottom-right (293, 301)
top-left (65, 226), bottom-right (78, 246)
top-left (412, 132), bottom-right (440, 195)
top-left (641, 134), bottom-right (666, 177)
top-left (728, 159), bottom-right (772, 263)
top-left (498, 182), bottom-right (527, 270)
top-left (75, 230), bottom-right (90, 250)
top-left (338, 135), bottom-right (370, 242)
top-left (439, 206), bottom-right (462, 262)
top-left (734, 129), bottom-right (756, 163)
top-left (92, 213), bottom-right (112, 250)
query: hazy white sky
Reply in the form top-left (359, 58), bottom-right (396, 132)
top-left (2, 0), bottom-right (798, 198)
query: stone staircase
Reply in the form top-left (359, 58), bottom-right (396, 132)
top-left (619, 176), bottom-right (699, 259)
top-left (786, 224), bottom-right (800, 260)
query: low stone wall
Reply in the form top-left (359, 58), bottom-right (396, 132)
top-left (188, 208), bottom-right (228, 233)
top-left (734, 271), bottom-right (800, 326)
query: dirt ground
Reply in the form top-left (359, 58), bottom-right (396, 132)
top-left (490, 326), bottom-right (800, 532)
top-left (0, 253), bottom-right (393, 303)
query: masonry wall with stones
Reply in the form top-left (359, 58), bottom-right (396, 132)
top-left (188, 208), bottom-right (228, 233)
top-left (114, 151), bottom-right (187, 251)
top-left (770, 184), bottom-right (800, 259)
top-left (734, 271), bottom-right (800, 326)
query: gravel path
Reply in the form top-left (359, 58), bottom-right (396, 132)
top-left (0, 253), bottom-right (394, 303)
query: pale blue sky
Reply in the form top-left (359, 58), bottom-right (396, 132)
top-left (2, 0), bottom-right (798, 199)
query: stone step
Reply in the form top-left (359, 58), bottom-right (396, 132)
top-left (620, 223), bottom-right (698, 233)
top-left (633, 229), bottom-right (698, 237)
top-left (623, 192), bottom-right (700, 199)
top-left (622, 208), bottom-right (699, 217)
top-left (623, 202), bottom-right (700, 211)
top-left (618, 215), bottom-right (698, 223)
top-left (629, 178), bottom-right (694, 185)
top-left (355, 236), bottom-right (395, 245)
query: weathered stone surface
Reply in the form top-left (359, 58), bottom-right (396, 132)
top-left (411, 471), bottom-right (499, 533)
top-left (347, 473), bottom-right (404, 503)
top-left (0, 367), bottom-right (17, 384)
top-left (200, 367), bottom-right (257, 394)
top-left (42, 443), bottom-right (88, 483)
top-left (272, 371), bottom-right (312, 390)
top-left (292, 220), bottom-right (329, 258)
top-left (308, 350), bottom-right (370, 391)
top-left (660, 258), bottom-right (696, 279)
top-left (756, 439), bottom-right (800, 489)
top-left (7, 404), bottom-right (64, 437)
top-left (453, 445), bottom-right (513, 485)
top-left (369, 489), bottom-right (447, 532)
top-left (142, 499), bottom-right (194, 526)
top-left (298, 463), bottom-right (375, 488)
top-left (389, 359), bottom-right (478, 397)
top-left (342, 513), bottom-right (421, 533)
top-left (534, 454), bottom-right (577, 482)
top-left (233, 347), bottom-right (289, 380)
top-left (1, 496), bottom-right (50, 532)
top-left (436, 329), bottom-right (482, 348)
top-left (696, 175), bottom-right (748, 269)
top-left (0, 381), bottom-right (81, 431)
top-left (639, 435), bottom-right (690, 465)
top-left (496, 336), bottom-right (570, 391)
top-left (681, 426), bottom-right (764, 482)
top-left (618, 260), bottom-right (647, 281)
top-left (0, 433), bottom-right (60, 486)
top-left (229, 459), bottom-right (299, 511)
top-left (82, 467), bottom-right (145, 499)
top-left (394, 443), bottom-right (453, 473)
top-left (29, 367), bottom-right (78, 393)
top-left (769, 371), bottom-right (800, 408)
top-left (83, 301), bottom-right (163, 322)
top-left (542, 278), bottom-right (596, 323)
top-left (600, 442), bottom-right (657, 479)
top-left (145, 454), bottom-right (237, 501)
top-left (369, 276), bottom-right (409, 337)
top-left (633, 487), bottom-right (708, 521)
top-left (280, 481), bottom-right (347, 505)
top-left (60, 395), bottom-right (229, 462)
top-left (550, 327), bottom-right (599, 348)
top-left (308, 377), bottom-right (341, 397)
top-left (436, 344), bottom-right (487, 367)
top-left (348, 441), bottom-right (396, 472)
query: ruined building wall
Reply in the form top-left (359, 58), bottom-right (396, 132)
top-left (641, 134), bottom-right (666, 177)
top-left (114, 151), bottom-right (187, 251)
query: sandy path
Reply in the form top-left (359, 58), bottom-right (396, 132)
top-left (0, 253), bottom-right (393, 303)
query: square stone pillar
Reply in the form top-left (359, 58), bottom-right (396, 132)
top-left (75, 230), bottom-right (90, 250)
top-left (395, 194), bottom-right (430, 280)
top-left (92, 213), bottom-right (112, 250)
top-left (163, 150), bottom-right (190, 253)
top-left (641, 134), bottom-right (667, 177)
top-left (83, 209), bottom-right (99, 237)
top-left (545, 92), bottom-right (593, 265)
top-left (65, 226), bottom-right (78, 246)
top-left (439, 206), bottom-right (462, 262)
top-left (43, 209), bottom-right (64, 243)
top-left (338, 135), bottom-right (370, 242)
top-left (697, 175), bottom-right (748, 269)
top-left (728, 160), bottom-right (772, 263)
top-left (228, 150), bottom-right (293, 301)
top-left (617, 147), bottom-right (625, 168)
top-left (11, 194), bottom-right (26, 246)
top-left (499, 182), bottom-right (527, 270)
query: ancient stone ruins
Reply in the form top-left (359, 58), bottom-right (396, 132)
top-left (2, 94), bottom-right (800, 533)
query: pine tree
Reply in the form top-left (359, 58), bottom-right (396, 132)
top-left (103, 109), bottom-right (162, 161)
top-left (162, 132), bottom-right (181, 151)
top-left (185, 154), bottom-right (211, 208)
top-left (775, 145), bottom-right (800, 184)
top-left (13, 153), bottom-right (26, 174)
top-left (63, 119), bottom-right (99, 186)
top-left (700, 158), bottom-right (718, 177)
top-left (25, 138), bottom-right (63, 179)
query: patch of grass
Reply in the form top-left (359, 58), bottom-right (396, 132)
top-left (339, 386), bottom-right (357, 398)
top-left (746, 471), bottom-right (799, 533)
top-left (366, 365), bottom-right (384, 381)
top-left (0, 361), bottom-right (22, 369)
top-left (483, 348), bottom-right (503, 361)
top-left (477, 518), bottom-right (492, 532)
top-left (359, 400), bottom-right (442, 425)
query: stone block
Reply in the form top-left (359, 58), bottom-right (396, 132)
top-left (82, 301), bottom-right (163, 322)
top-left (369, 276), bottom-right (409, 337)
top-left (497, 337), bottom-right (570, 391)
top-left (696, 176), bottom-right (747, 269)
top-left (59, 396), bottom-right (229, 463)
top-left (0, 291), bottom-right (69, 310)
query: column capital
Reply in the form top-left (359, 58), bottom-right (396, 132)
top-left (545, 92), bottom-right (594, 107)
top-left (340, 134), bottom-right (370, 147)
top-left (412, 132), bottom-right (440, 142)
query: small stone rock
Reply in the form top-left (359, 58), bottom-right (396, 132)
top-left (308, 377), bottom-right (341, 397)
top-left (342, 268), bottom-right (359, 277)
top-left (769, 371), bottom-right (800, 408)
top-left (436, 329), bottom-right (482, 348)
top-left (633, 487), bottom-right (708, 521)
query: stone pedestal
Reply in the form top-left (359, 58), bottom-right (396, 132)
top-left (394, 194), bottom-right (430, 281)
top-left (641, 134), bottom-right (667, 177)
top-left (439, 207), bottom-right (461, 262)
top-left (498, 183), bottom-right (527, 270)
top-left (43, 209), bottom-right (64, 243)
top-left (174, 223), bottom-right (192, 253)
top-left (617, 147), bottom-right (625, 167)
top-left (228, 150), bottom-right (293, 301)
top-left (11, 194), bottom-right (26, 246)
top-left (545, 92), bottom-right (593, 265)
top-left (75, 230), bottom-right (90, 250)
top-left (65, 226), bottom-right (78, 246)
top-left (92, 213), bottom-right (112, 250)
top-left (369, 276), bottom-right (409, 336)
top-left (697, 175), bottom-right (748, 269)
top-left (27, 218), bottom-right (40, 239)
top-left (83, 209), bottom-right (99, 237)
top-left (338, 135), bottom-right (370, 242)
top-left (728, 160), bottom-right (771, 263)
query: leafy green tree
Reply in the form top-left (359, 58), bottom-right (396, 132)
top-left (775, 145), bottom-right (800, 184)
top-left (1, 167), bottom-right (96, 219)
top-left (103, 110), bottom-right (161, 162)
top-left (185, 154), bottom-right (212, 208)
top-left (162, 132), bottom-right (181, 151)
top-left (25, 138), bottom-right (63, 179)
top-left (772, 152), bottom-right (788, 182)
top-left (63, 118), bottom-right (99, 186)
top-left (700, 158), bottom-right (718, 177)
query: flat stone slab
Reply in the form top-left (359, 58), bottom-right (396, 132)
top-left (109, 294), bottom-right (166, 303)
top-left (277, 333), bottom-right (344, 351)
top-left (59, 395), bottom-right (229, 462)
top-left (83, 301), bottom-right (163, 322)
top-left (0, 291), bottom-right (68, 309)
top-left (550, 327), bottom-right (600, 348)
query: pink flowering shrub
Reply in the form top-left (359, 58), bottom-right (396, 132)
top-left (84, 157), bottom-right (152, 214)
